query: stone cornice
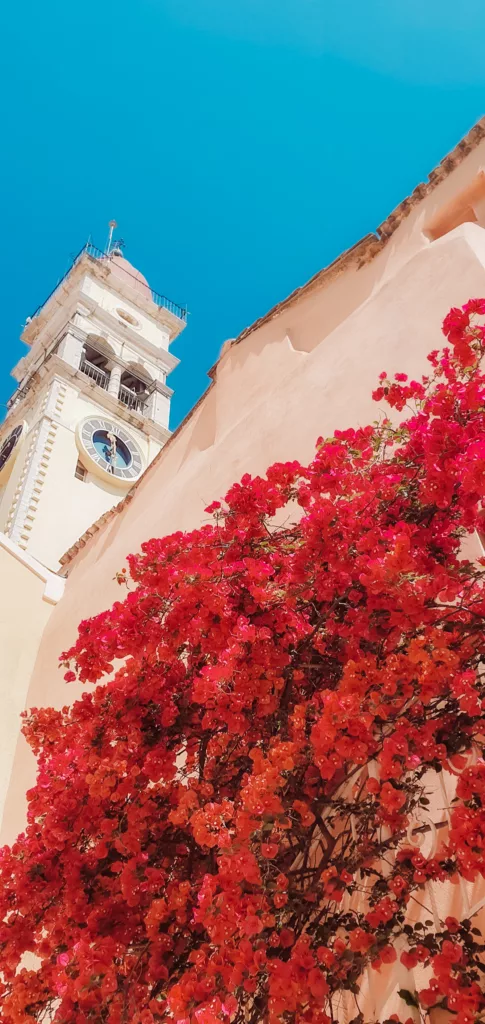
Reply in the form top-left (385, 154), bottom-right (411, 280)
top-left (148, 379), bottom-right (174, 399)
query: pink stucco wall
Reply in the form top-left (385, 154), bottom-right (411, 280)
top-left (5, 138), bottom-right (485, 851)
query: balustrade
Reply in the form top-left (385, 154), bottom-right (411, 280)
top-left (79, 356), bottom-right (109, 390)
top-left (118, 383), bottom-right (147, 414)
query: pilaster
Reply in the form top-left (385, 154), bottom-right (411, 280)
top-left (108, 364), bottom-right (122, 399)
top-left (57, 330), bottom-right (84, 371)
top-left (145, 381), bottom-right (172, 428)
top-left (6, 379), bottom-right (67, 551)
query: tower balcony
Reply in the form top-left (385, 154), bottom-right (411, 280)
top-left (79, 355), bottom-right (110, 391)
top-left (79, 356), bottom-right (147, 412)
top-left (118, 383), bottom-right (146, 414)
top-left (77, 346), bottom-right (169, 427)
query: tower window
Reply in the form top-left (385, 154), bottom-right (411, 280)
top-left (79, 344), bottom-right (111, 391)
top-left (74, 458), bottom-right (87, 482)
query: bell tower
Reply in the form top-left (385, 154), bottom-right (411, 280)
top-left (0, 240), bottom-right (187, 571)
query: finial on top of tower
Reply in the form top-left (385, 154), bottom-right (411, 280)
top-left (106, 220), bottom-right (117, 255)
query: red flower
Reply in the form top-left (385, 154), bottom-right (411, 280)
top-left (380, 944), bottom-right (397, 964)
top-left (379, 781), bottom-right (407, 813)
top-left (242, 915), bottom-right (263, 937)
top-left (261, 842), bottom-right (279, 859)
top-left (4, 298), bottom-right (485, 1024)
top-left (279, 928), bottom-right (295, 948)
top-left (308, 969), bottom-right (329, 1000)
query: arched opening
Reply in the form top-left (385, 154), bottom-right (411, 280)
top-left (119, 363), bottom-right (152, 412)
top-left (80, 336), bottom-right (117, 391)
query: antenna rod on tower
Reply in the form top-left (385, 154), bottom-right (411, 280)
top-left (106, 220), bottom-right (117, 255)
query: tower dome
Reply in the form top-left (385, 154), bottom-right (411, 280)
top-left (106, 253), bottom-right (153, 303)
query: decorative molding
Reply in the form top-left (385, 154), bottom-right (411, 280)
top-left (6, 380), bottom-right (65, 550)
top-left (0, 531), bottom-right (65, 604)
top-left (5, 423), bottom-right (41, 537)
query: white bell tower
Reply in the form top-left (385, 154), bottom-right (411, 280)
top-left (0, 240), bottom-right (187, 571)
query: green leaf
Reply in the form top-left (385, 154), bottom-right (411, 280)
top-left (398, 989), bottom-right (419, 1008)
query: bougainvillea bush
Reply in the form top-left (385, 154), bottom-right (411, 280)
top-left (3, 302), bottom-right (485, 1024)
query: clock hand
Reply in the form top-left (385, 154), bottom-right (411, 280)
top-left (106, 431), bottom-right (117, 471)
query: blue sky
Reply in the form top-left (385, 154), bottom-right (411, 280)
top-left (1, 0), bottom-right (485, 427)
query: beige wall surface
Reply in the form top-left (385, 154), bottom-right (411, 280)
top-left (0, 539), bottom-right (61, 839)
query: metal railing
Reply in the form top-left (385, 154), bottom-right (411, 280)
top-left (7, 381), bottom-right (32, 411)
top-left (28, 242), bottom-right (188, 323)
top-left (79, 356), bottom-right (110, 390)
top-left (118, 383), bottom-right (147, 413)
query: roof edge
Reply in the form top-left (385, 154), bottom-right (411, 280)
top-left (232, 116), bottom-right (485, 348)
top-left (233, 233), bottom-right (379, 349)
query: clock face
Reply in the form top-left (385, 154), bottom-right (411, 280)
top-left (0, 423), bottom-right (25, 475)
top-left (77, 417), bottom-right (144, 484)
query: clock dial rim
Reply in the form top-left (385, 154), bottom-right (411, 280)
top-left (0, 420), bottom-right (28, 483)
top-left (75, 416), bottom-right (145, 488)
